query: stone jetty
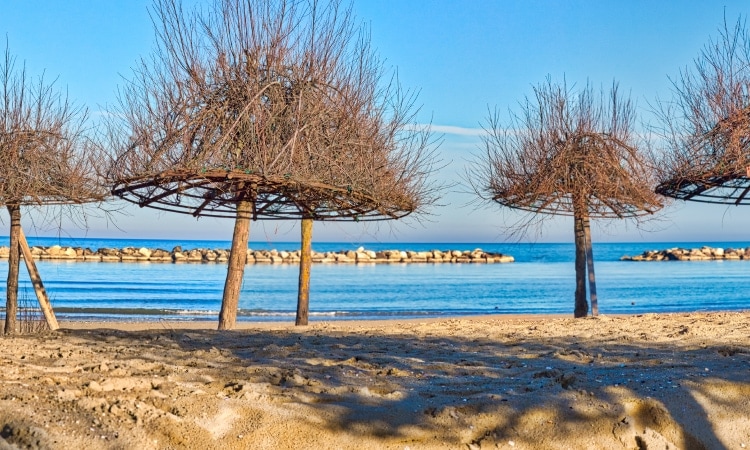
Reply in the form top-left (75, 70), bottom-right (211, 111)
top-left (0, 245), bottom-right (514, 264)
top-left (621, 246), bottom-right (750, 261)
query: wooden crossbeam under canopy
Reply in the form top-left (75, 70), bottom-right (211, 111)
top-left (656, 172), bottom-right (750, 205)
top-left (490, 191), bottom-right (660, 219)
top-left (111, 169), bottom-right (415, 221)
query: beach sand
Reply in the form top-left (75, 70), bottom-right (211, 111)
top-left (0, 312), bottom-right (748, 449)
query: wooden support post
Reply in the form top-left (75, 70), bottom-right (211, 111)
top-left (218, 200), bottom-right (252, 330)
top-left (573, 205), bottom-right (589, 318)
top-left (5, 204), bottom-right (20, 334)
top-left (18, 228), bottom-right (59, 330)
top-left (296, 218), bottom-right (313, 326)
top-left (583, 215), bottom-right (598, 317)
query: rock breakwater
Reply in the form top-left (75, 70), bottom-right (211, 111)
top-left (621, 246), bottom-right (750, 261)
top-left (0, 245), bottom-right (514, 264)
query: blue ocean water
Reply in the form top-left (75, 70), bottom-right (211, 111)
top-left (0, 237), bottom-right (748, 322)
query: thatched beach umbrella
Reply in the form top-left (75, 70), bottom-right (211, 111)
top-left (655, 19), bottom-right (750, 206)
top-left (0, 46), bottom-right (105, 334)
top-left (472, 79), bottom-right (662, 317)
top-left (107, 0), bottom-right (438, 329)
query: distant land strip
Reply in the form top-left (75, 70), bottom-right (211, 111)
top-left (622, 246), bottom-right (750, 261)
top-left (0, 245), bottom-right (514, 264)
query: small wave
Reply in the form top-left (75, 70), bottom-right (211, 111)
top-left (175, 310), bottom-right (220, 316)
top-left (54, 307), bottom-right (176, 315)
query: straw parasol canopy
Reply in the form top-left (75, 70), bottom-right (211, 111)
top-left (477, 80), bottom-right (662, 220)
top-left (107, 0), bottom-right (433, 224)
top-left (655, 18), bottom-right (750, 205)
top-left (487, 130), bottom-right (663, 219)
top-left (655, 108), bottom-right (750, 205)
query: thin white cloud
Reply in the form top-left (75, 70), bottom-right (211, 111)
top-left (409, 123), bottom-right (488, 137)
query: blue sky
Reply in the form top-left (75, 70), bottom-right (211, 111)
top-left (2, 1), bottom-right (750, 244)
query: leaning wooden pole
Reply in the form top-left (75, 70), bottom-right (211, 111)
top-left (4, 204), bottom-right (21, 334)
top-left (18, 228), bottom-right (59, 330)
top-left (218, 200), bottom-right (252, 330)
top-left (582, 215), bottom-right (598, 317)
top-left (295, 218), bottom-right (313, 326)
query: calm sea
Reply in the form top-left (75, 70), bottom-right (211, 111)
top-left (0, 237), bottom-right (748, 322)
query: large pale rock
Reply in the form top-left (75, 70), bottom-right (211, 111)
top-left (355, 252), bottom-right (370, 262)
top-left (150, 249), bottom-right (171, 260)
top-left (286, 253), bottom-right (300, 262)
top-left (335, 253), bottom-right (352, 263)
top-left (386, 251), bottom-right (401, 261)
top-left (215, 250), bottom-right (229, 262)
top-left (254, 251), bottom-right (272, 263)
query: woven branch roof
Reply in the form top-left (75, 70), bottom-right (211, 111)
top-left (106, 0), bottom-right (435, 222)
top-left (485, 132), bottom-right (662, 219)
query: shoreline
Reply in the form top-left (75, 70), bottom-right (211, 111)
top-left (54, 312), bottom-right (577, 330)
top-left (50, 310), bottom-right (745, 331)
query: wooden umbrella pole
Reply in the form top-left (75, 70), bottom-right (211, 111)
top-left (18, 228), bottom-right (59, 330)
top-left (583, 215), bottom-right (598, 317)
top-left (573, 204), bottom-right (589, 318)
top-left (5, 204), bottom-right (21, 334)
top-left (218, 199), bottom-right (252, 330)
top-left (295, 218), bottom-right (313, 326)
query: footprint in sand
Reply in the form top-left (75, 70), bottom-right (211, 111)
top-left (195, 404), bottom-right (239, 439)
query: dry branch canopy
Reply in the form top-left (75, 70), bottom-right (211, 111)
top-left (0, 47), bottom-right (103, 207)
top-left (475, 79), bottom-right (661, 219)
top-left (107, 0), bottom-right (437, 221)
top-left (655, 18), bottom-right (750, 205)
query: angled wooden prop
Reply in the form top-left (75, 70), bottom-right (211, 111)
top-left (18, 228), bottom-right (59, 331)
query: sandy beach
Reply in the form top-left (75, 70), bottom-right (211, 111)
top-left (0, 312), bottom-right (748, 449)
